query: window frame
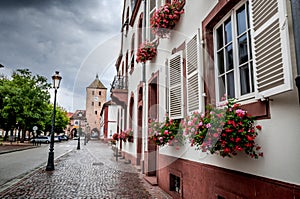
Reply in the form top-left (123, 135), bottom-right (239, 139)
top-left (148, 0), bottom-right (162, 41)
top-left (213, 1), bottom-right (255, 105)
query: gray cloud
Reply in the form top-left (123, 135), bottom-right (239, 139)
top-left (0, 0), bottom-right (122, 111)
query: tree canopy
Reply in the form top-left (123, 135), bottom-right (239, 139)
top-left (0, 69), bottom-right (69, 141)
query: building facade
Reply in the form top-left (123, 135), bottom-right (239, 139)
top-left (111, 0), bottom-right (300, 198)
top-left (86, 75), bottom-right (107, 138)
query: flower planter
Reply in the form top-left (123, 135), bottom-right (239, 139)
top-left (150, 0), bottom-right (185, 38)
top-left (183, 99), bottom-right (263, 158)
top-left (148, 117), bottom-right (183, 147)
top-left (136, 41), bottom-right (158, 63)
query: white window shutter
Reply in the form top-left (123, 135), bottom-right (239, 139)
top-left (251, 0), bottom-right (293, 99)
top-left (185, 30), bottom-right (203, 114)
top-left (168, 51), bottom-right (184, 119)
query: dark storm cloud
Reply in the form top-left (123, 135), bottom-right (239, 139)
top-left (0, 0), bottom-right (122, 110)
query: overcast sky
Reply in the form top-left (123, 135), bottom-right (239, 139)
top-left (0, 0), bottom-right (122, 112)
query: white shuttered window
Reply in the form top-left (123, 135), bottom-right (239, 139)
top-left (251, 0), bottom-right (293, 98)
top-left (168, 51), bottom-right (184, 119)
top-left (186, 30), bottom-right (203, 114)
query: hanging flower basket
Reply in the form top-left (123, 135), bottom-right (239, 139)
top-left (125, 128), bottom-right (134, 143)
top-left (136, 40), bottom-right (158, 63)
top-left (183, 99), bottom-right (263, 159)
top-left (119, 131), bottom-right (128, 142)
top-left (150, 0), bottom-right (185, 38)
top-left (112, 133), bottom-right (119, 141)
top-left (121, 128), bottom-right (134, 143)
top-left (148, 116), bottom-right (183, 147)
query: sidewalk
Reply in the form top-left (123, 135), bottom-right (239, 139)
top-left (0, 141), bottom-right (38, 154)
top-left (0, 140), bottom-right (172, 199)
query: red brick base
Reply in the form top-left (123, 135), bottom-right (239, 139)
top-left (157, 154), bottom-right (300, 199)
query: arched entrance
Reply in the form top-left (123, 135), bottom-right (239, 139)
top-left (146, 73), bottom-right (158, 176)
top-left (136, 86), bottom-right (143, 166)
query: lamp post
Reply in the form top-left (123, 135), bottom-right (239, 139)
top-left (84, 121), bottom-right (88, 145)
top-left (77, 111), bottom-right (82, 150)
top-left (46, 71), bottom-right (62, 171)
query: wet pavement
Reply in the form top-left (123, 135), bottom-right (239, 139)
top-left (0, 140), bottom-right (171, 199)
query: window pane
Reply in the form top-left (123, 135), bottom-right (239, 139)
top-left (227, 72), bottom-right (235, 98)
top-left (225, 44), bottom-right (233, 71)
top-left (236, 6), bottom-right (246, 35)
top-left (238, 34), bottom-right (248, 64)
top-left (217, 26), bottom-right (223, 50)
top-left (240, 65), bottom-right (250, 95)
top-left (248, 32), bottom-right (252, 59)
top-left (224, 18), bottom-right (232, 44)
top-left (219, 76), bottom-right (226, 101)
top-left (250, 62), bottom-right (254, 92)
top-left (218, 50), bottom-right (225, 74)
top-left (150, 0), bottom-right (155, 11)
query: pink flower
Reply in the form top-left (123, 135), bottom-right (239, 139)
top-left (206, 123), bottom-right (211, 128)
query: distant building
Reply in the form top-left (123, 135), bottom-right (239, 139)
top-left (85, 74), bottom-right (107, 138)
top-left (100, 100), bottom-right (120, 142)
top-left (64, 112), bottom-right (74, 137)
top-left (69, 110), bottom-right (86, 138)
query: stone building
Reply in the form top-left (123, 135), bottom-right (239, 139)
top-left (85, 75), bottom-right (107, 138)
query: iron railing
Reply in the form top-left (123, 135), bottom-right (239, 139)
top-left (111, 75), bottom-right (128, 91)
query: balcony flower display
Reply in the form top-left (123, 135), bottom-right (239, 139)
top-left (119, 131), bottom-right (128, 142)
top-left (148, 116), bottom-right (183, 147)
top-left (150, 0), bottom-right (185, 38)
top-left (136, 41), bottom-right (158, 63)
top-left (112, 133), bottom-right (119, 141)
top-left (125, 128), bottom-right (134, 143)
top-left (120, 129), bottom-right (134, 143)
top-left (183, 99), bottom-right (263, 159)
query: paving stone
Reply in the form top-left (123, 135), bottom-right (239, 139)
top-left (0, 141), bottom-right (172, 199)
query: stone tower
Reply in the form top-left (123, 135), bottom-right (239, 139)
top-left (86, 74), bottom-right (107, 138)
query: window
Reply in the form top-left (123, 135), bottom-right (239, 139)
top-left (130, 34), bottom-right (135, 72)
top-left (95, 110), bottom-right (97, 115)
top-left (149, 0), bottom-right (162, 41)
top-left (92, 102), bottom-right (94, 106)
top-left (168, 51), bottom-right (184, 119)
top-left (186, 31), bottom-right (203, 114)
top-left (99, 91), bottom-right (101, 95)
top-left (98, 102), bottom-right (101, 106)
top-left (170, 174), bottom-right (181, 194)
top-left (215, 2), bottom-right (253, 102)
top-left (92, 91), bottom-right (94, 95)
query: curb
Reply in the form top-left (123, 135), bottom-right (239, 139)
top-left (0, 146), bottom-right (39, 155)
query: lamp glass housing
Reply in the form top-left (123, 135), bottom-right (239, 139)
top-left (52, 71), bottom-right (62, 89)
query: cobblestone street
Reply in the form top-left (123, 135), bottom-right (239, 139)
top-left (0, 140), bottom-right (171, 199)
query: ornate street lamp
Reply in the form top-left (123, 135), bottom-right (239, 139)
top-left (46, 71), bottom-right (62, 171)
top-left (84, 120), bottom-right (88, 145)
top-left (77, 111), bottom-right (83, 150)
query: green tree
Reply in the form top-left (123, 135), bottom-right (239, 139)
top-left (44, 104), bottom-right (70, 135)
top-left (0, 69), bottom-right (51, 141)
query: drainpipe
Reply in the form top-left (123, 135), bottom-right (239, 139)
top-left (143, 0), bottom-right (147, 83)
top-left (291, 0), bottom-right (300, 103)
top-left (142, 0), bottom-right (147, 174)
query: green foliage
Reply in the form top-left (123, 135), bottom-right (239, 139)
top-left (0, 68), bottom-right (68, 137)
top-left (44, 104), bottom-right (70, 134)
top-left (183, 98), bottom-right (263, 158)
top-left (148, 116), bottom-right (183, 147)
